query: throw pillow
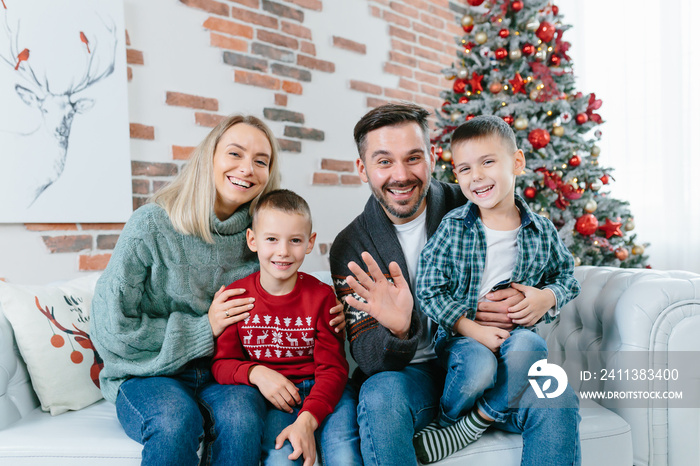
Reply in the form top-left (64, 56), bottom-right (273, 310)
top-left (0, 274), bottom-right (103, 415)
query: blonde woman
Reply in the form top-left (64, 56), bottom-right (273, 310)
top-left (91, 115), bottom-right (345, 465)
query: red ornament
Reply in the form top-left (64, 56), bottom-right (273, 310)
top-left (498, 28), bottom-right (510, 38)
top-left (453, 79), bottom-right (467, 94)
top-left (524, 187), bottom-right (537, 199)
top-left (600, 174), bottom-right (610, 184)
top-left (441, 101), bottom-right (450, 112)
top-left (528, 128), bottom-right (551, 150)
top-left (458, 96), bottom-right (469, 104)
top-left (466, 114), bottom-right (476, 121)
top-left (511, 1), bottom-right (524, 12)
top-left (495, 48), bottom-right (508, 60)
top-left (575, 214), bottom-right (599, 236)
top-left (614, 247), bottom-right (629, 261)
top-left (509, 72), bottom-right (527, 94)
top-left (463, 24), bottom-right (474, 33)
top-left (536, 22), bottom-right (556, 43)
top-left (503, 115), bottom-right (514, 125)
top-left (468, 72), bottom-right (484, 93)
top-left (575, 113), bottom-right (589, 125)
top-left (522, 43), bottom-right (535, 56)
top-left (489, 81), bottom-right (503, 94)
top-left (436, 146), bottom-right (443, 157)
top-left (467, 0), bottom-right (485, 5)
top-left (599, 218), bottom-right (623, 239)
top-left (464, 41), bottom-right (476, 51)
top-left (552, 5), bottom-right (559, 15)
top-left (568, 155), bottom-right (581, 167)
top-left (550, 55), bottom-right (561, 66)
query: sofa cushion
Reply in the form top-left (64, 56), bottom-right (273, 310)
top-left (0, 400), bottom-right (141, 465)
top-left (0, 274), bottom-right (103, 415)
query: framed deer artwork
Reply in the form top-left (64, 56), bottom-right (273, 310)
top-left (0, 0), bottom-right (131, 222)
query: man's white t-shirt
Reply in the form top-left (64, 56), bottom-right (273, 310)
top-left (393, 208), bottom-right (436, 363)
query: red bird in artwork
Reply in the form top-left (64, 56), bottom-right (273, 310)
top-left (80, 31), bottom-right (90, 53)
top-left (14, 48), bottom-right (29, 70)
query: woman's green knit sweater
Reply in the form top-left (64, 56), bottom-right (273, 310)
top-left (91, 203), bottom-right (258, 403)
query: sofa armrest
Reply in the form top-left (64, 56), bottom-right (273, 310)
top-left (0, 302), bottom-right (40, 431)
top-left (541, 266), bottom-right (700, 466)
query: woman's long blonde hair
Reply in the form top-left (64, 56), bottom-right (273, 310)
top-left (151, 115), bottom-right (281, 243)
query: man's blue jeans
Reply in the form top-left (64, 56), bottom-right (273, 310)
top-left (115, 358), bottom-right (361, 465)
top-left (434, 327), bottom-right (582, 466)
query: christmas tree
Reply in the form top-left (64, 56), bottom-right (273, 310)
top-left (432, 0), bottom-right (649, 268)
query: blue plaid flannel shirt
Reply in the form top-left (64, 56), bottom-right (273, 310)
top-left (416, 195), bottom-right (580, 332)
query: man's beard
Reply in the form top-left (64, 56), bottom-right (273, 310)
top-left (371, 179), bottom-right (430, 220)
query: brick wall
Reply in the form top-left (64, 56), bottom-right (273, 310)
top-left (9, 0), bottom-right (464, 281)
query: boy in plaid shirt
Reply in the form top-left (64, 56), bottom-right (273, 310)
top-left (413, 115), bottom-right (580, 463)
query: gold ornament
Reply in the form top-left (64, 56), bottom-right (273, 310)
top-left (475, 31), bottom-right (488, 44)
top-left (461, 15), bottom-right (474, 27)
top-left (554, 170), bottom-right (563, 178)
top-left (591, 145), bottom-right (601, 156)
top-left (624, 219), bottom-right (635, 231)
top-left (589, 180), bottom-right (603, 191)
top-left (552, 126), bottom-right (565, 137)
top-left (584, 199), bottom-right (597, 213)
top-left (450, 111), bottom-right (461, 122)
top-left (573, 255), bottom-right (582, 267)
top-left (526, 18), bottom-right (540, 32)
top-left (535, 48), bottom-right (547, 62)
top-left (529, 89), bottom-right (541, 101)
top-left (632, 245), bottom-right (645, 255)
top-left (441, 148), bottom-right (453, 162)
top-left (457, 67), bottom-right (469, 79)
top-left (514, 117), bottom-right (528, 130)
top-left (509, 49), bottom-right (522, 60)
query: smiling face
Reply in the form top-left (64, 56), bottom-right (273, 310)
top-left (247, 208), bottom-right (316, 295)
top-left (356, 122), bottom-right (435, 225)
top-left (212, 123), bottom-right (272, 219)
top-left (452, 135), bottom-right (525, 222)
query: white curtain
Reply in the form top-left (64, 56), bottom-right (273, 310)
top-left (557, 0), bottom-right (700, 273)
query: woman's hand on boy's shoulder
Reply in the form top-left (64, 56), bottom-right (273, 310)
top-left (208, 285), bottom-right (254, 338)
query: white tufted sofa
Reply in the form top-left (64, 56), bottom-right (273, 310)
top-left (1, 266), bottom-right (699, 465)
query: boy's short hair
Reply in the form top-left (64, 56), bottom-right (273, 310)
top-left (252, 189), bottom-right (312, 232)
top-left (451, 115), bottom-right (517, 154)
top-left (353, 102), bottom-right (431, 160)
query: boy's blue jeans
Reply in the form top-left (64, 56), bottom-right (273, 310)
top-left (347, 328), bottom-right (581, 466)
top-left (434, 326), bottom-right (582, 465)
top-left (115, 358), bottom-right (361, 465)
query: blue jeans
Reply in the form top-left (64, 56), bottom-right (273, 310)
top-left (435, 327), bottom-right (581, 465)
top-left (116, 359), bottom-right (361, 465)
top-left (355, 362), bottom-right (444, 465)
top-left (116, 357), bottom-right (261, 465)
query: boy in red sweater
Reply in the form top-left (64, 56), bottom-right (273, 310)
top-left (212, 189), bottom-right (351, 466)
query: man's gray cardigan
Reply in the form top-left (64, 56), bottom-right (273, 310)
top-left (329, 179), bottom-right (465, 383)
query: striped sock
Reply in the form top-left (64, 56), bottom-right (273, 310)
top-left (413, 409), bottom-right (492, 464)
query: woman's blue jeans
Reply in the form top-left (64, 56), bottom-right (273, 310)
top-left (115, 358), bottom-right (361, 465)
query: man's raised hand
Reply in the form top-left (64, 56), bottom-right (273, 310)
top-left (345, 251), bottom-right (413, 339)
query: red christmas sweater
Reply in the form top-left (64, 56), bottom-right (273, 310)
top-left (212, 271), bottom-right (348, 425)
